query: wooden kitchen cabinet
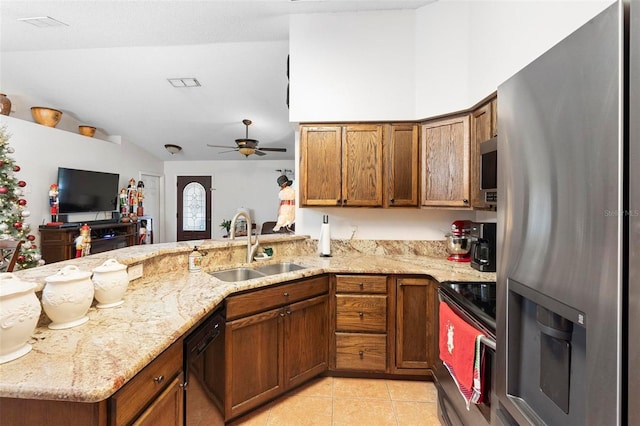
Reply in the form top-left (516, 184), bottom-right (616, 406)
top-left (0, 341), bottom-right (183, 426)
top-left (224, 276), bottom-right (329, 421)
top-left (392, 277), bottom-right (437, 375)
top-left (385, 123), bottom-right (420, 207)
top-left (299, 124), bottom-right (384, 207)
top-left (109, 340), bottom-right (184, 426)
top-left (421, 115), bottom-right (471, 208)
top-left (470, 94), bottom-right (498, 209)
top-left (333, 275), bottom-right (388, 372)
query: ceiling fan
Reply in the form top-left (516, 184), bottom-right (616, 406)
top-left (207, 119), bottom-right (287, 157)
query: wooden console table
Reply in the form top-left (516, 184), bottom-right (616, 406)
top-left (39, 222), bottom-right (140, 264)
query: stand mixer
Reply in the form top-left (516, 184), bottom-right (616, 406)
top-left (445, 220), bottom-right (473, 262)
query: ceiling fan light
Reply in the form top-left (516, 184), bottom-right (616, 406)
top-left (239, 147), bottom-right (255, 156)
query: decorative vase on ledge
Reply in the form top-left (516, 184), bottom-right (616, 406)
top-left (0, 94), bottom-right (11, 116)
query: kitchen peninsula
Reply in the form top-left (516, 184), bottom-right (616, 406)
top-left (0, 235), bottom-right (494, 424)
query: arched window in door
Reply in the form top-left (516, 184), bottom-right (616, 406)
top-left (183, 182), bottom-right (206, 231)
top-left (177, 176), bottom-right (211, 241)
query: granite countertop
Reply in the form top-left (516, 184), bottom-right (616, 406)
top-left (0, 236), bottom-right (495, 404)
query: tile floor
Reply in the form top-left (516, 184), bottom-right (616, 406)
top-left (188, 375), bottom-right (441, 426)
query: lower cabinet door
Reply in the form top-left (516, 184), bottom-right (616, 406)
top-left (225, 307), bottom-right (284, 421)
top-left (132, 374), bottom-right (184, 426)
top-left (284, 294), bottom-right (329, 389)
top-left (395, 277), bottom-right (435, 371)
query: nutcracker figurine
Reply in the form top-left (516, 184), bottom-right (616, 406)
top-left (136, 180), bottom-right (144, 216)
top-left (75, 223), bottom-right (91, 257)
top-left (126, 178), bottom-right (137, 214)
top-left (273, 175), bottom-right (295, 232)
top-left (119, 188), bottom-right (128, 217)
top-left (48, 183), bottom-right (60, 224)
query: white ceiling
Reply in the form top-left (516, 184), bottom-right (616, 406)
top-left (0, 0), bottom-right (432, 161)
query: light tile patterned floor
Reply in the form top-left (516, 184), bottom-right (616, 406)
top-left (225, 377), bottom-right (441, 426)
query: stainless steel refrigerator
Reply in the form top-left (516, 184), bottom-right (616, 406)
top-left (495, 0), bottom-right (639, 424)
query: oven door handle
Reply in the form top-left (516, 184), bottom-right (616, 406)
top-left (479, 335), bottom-right (496, 351)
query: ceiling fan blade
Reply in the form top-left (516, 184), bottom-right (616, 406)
top-left (254, 150), bottom-right (267, 156)
top-left (258, 147), bottom-right (287, 152)
top-left (207, 144), bottom-right (236, 149)
top-left (217, 149), bottom-right (240, 154)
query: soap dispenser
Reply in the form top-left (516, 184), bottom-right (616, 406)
top-left (188, 246), bottom-right (203, 273)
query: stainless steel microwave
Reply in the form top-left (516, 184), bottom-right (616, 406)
top-left (480, 137), bottom-right (497, 205)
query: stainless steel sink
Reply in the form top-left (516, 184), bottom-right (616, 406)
top-left (253, 262), bottom-right (307, 276)
top-left (209, 267), bottom-right (265, 282)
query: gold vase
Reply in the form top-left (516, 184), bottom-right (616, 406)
top-left (0, 94), bottom-right (11, 116)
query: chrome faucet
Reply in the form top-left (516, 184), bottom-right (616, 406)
top-left (229, 211), bottom-right (260, 263)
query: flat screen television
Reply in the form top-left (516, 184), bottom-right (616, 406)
top-left (57, 167), bottom-right (119, 213)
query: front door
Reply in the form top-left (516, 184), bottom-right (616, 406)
top-left (177, 176), bottom-right (211, 241)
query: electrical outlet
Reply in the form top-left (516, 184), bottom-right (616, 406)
top-left (128, 263), bottom-right (143, 280)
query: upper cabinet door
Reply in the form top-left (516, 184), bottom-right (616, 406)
top-left (386, 124), bottom-right (419, 207)
top-left (470, 100), bottom-right (494, 209)
top-left (421, 115), bottom-right (471, 208)
top-left (342, 125), bottom-right (384, 207)
top-left (300, 126), bottom-right (343, 206)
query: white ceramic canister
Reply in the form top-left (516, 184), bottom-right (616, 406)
top-left (0, 273), bottom-right (41, 364)
top-left (92, 259), bottom-right (129, 308)
top-left (42, 265), bottom-right (94, 330)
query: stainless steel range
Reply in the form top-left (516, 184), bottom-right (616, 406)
top-left (435, 281), bottom-right (496, 425)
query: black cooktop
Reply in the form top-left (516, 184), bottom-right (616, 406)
top-left (439, 281), bottom-right (496, 334)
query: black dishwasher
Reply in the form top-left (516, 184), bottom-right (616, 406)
top-left (184, 306), bottom-right (225, 425)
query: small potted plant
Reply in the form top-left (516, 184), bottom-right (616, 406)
top-left (220, 219), bottom-right (231, 237)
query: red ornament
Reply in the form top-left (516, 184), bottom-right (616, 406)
top-left (17, 255), bottom-right (26, 263)
top-left (13, 165), bottom-right (21, 172)
top-left (18, 199), bottom-right (27, 206)
top-left (18, 181), bottom-right (26, 187)
top-left (0, 186), bottom-right (7, 194)
top-left (27, 234), bottom-right (36, 241)
top-left (13, 222), bottom-right (22, 229)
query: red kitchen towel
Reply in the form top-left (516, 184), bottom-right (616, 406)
top-left (439, 301), bottom-right (485, 395)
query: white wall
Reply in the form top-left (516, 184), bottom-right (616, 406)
top-left (0, 115), bottom-right (163, 246)
top-left (465, 0), bottom-right (614, 103)
top-left (289, 10), bottom-right (416, 122)
top-left (414, 1), bottom-right (471, 118)
top-left (163, 159), bottom-right (295, 241)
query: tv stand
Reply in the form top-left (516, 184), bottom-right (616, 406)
top-left (39, 221), bottom-right (140, 264)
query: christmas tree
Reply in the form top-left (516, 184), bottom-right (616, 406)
top-left (0, 125), bottom-right (42, 271)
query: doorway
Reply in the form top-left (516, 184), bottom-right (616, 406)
top-left (177, 176), bottom-right (212, 241)
top-left (139, 172), bottom-right (162, 242)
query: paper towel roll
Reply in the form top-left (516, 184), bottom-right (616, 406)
top-left (319, 215), bottom-right (331, 257)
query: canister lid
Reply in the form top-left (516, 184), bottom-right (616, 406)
top-left (93, 258), bottom-right (127, 273)
top-left (45, 265), bottom-right (92, 283)
top-left (0, 272), bottom-right (36, 296)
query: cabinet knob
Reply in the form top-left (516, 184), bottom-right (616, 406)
top-left (358, 312), bottom-right (364, 318)
top-left (359, 282), bottom-right (364, 289)
top-left (390, 198), bottom-right (395, 203)
top-left (283, 292), bottom-right (289, 297)
top-left (463, 199), bottom-right (469, 204)
top-left (280, 312), bottom-right (285, 317)
top-left (359, 351), bottom-right (364, 359)
top-left (286, 310), bottom-right (291, 315)
top-left (343, 199), bottom-right (347, 204)
top-left (153, 375), bottom-right (165, 384)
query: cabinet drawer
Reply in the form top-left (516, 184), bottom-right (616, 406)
top-left (226, 275), bottom-right (329, 320)
top-left (335, 295), bottom-right (387, 332)
top-left (335, 332), bottom-right (387, 372)
top-left (110, 340), bottom-right (182, 426)
top-left (336, 275), bottom-right (387, 294)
